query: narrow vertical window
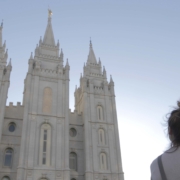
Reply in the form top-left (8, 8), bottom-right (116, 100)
top-left (42, 129), bottom-right (47, 164)
top-left (4, 148), bottom-right (13, 167)
top-left (100, 153), bottom-right (107, 170)
top-left (43, 87), bottom-right (52, 113)
top-left (97, 106), bottom-right (103, 121)
top-left (99, 129), bottom-right (105, 145)
top-left (69, 152), bottom-right (77, 171)
top-left (39, 124), bottom-right (51, 166)
top-left (99, 108), bottom-right (101, 120)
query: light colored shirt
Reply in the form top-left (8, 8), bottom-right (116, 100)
top-left (150, 147), bottom-right (180, 180)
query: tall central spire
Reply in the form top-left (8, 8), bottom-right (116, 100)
top-left (0, 21), bottom-right (3, 47)
top-left (87, 40), bottom-right (97, 64)
top-left (43, 9), bottom-right (55, 46)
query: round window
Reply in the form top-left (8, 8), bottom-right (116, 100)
top-left (69, 128), bottom-right (77, 137)
top-left (9, 123), bottom-right (16, 132)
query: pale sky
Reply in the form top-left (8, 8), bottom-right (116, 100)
top-left (1, 0), bottom-right (180, 180)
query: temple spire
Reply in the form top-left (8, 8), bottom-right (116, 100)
top-left (0, 21), bottom-right (8, 65)
top-left (43, 9), bottom-right (55, 46)
top-left (0, 20), bottom-right (3, 47)
top-left (87, 40), bottom-right (97, 64)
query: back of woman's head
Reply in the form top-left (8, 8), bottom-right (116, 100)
top-left (168, 101), bottom-right (180, 147)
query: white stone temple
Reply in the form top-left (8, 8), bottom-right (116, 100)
top-left (0, 12), bottom-right (124, 180)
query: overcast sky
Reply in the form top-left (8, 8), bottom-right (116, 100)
top-left (1, 0), bottom-right (180, 179)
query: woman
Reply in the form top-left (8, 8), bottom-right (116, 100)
top-left (150, 101), bottom-right (180, 180)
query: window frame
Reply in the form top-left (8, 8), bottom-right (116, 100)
top-left (100, 152), bottom-right (107, 170)
top-left (3, 148), bottom-right (13, 168)
top-left (39, 123), bottom-right (51, 166)
top-left (8, 122), bottom-right (16, 132)
top-left (97, 105), bottom-right (103, 121)
top-left (69, 152), bottom-right (77, 171)
top-left (98, 129), bottom-right (105, 145)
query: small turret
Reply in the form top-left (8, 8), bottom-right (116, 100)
top-left (7, 58), bottom-right (12, 67)
top-left (3, 49), bottom-right (8, 62)
top-left (65, 58), bottom-right (70, 68)
top-left (39, 36), bottom-right (42, 45)
top-left (65, 58), bottom-right (70, 79)
top-left (109, 75), bottom-right (115, 95)
top-left (4, 58), bottom-right (12, 80)
top-left (98, 58), bottom-right (101, 66)
top-left (60, 49), bottom-right (64, 61)
top-left (3, 40), bottom-right (6, 50)
top-left (103, 66), bottom-right (107, 79)
top-left (57, 40), bottom-right (59, 47)
top-left (109, 75), bottom-right (114, 85)
top-left (30, 52), bottom-right (33, 59)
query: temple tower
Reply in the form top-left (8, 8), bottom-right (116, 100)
top-left (0, 22), bottom-right (12, 142)
top-left (74, 41), bottom-right (124, 180)
top-left (17, 13), bottom-right (70, 180)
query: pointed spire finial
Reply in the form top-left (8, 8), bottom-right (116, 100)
top-left (98, 57), bottom-right (101, 65)
top-left (8, 58), bottom-right (12, 66)
top-left (30, 52), bottom-right (33, 59)
top-left (57, 40), bottom-right (59, 47)
top-left (60, 48), bottom-right (63, 60)
top-left (39, 36), bottom-right (42, 44)
top-left (43, 9), bottom-right (55, 46)
top-left (89, 38), bottom-right (92, 49)
top-left (110, 75), bottom-right (114, 83)
top-left (66, 58), bottom-right (69, 66)
top-left (48, 9), bottom-right (53, 18)
top-left (1, 19), bottom-right (3, 27)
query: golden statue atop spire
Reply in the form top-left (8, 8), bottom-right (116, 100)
top-left (48, 9), bottom-right (53, 18)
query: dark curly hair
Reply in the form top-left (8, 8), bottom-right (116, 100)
top-left (167, 101), bottom-right (180, 148)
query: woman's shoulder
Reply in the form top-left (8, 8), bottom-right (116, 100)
top-left (150, 155), bottom-right (159, 170)
top-left (150, 156), bottom-right (161, 180)
top-left (151, 147), bottom-right (180, 180)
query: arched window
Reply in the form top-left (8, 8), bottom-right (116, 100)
top-left (2, 177), bottom-right (10, 180)
top-left (69, 152), bottom-right (77, 171)
top-left (98, 129), bottom-right (105, 145)
top-left (39, 124), bottom-right (51, 166)
top-left (42, 87), bottom-right (52, 113)
top-left (4, 148), bottom-right (13, 167)
top-left (100, 153), bottom-right (107, 170)
top-left (97, 106), bottom-right (103, 121)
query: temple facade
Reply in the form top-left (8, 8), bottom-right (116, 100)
top-left (0, 14), bottom-right (124, 180)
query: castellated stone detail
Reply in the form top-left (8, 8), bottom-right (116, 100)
top-left (0, 15), bottom-right (124, 180)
